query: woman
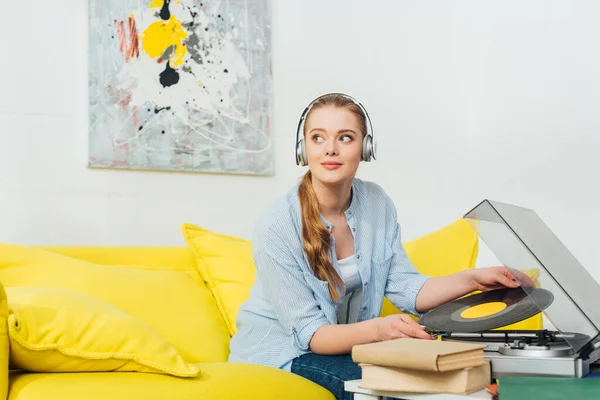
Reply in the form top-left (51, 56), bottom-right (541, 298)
top-left (228, 93), bottom-right (532, 400)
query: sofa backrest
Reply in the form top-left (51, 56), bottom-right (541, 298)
top-left (40, 246), bottom-right (198, 270)
top-left (0, 244), bottom-right (232, 363)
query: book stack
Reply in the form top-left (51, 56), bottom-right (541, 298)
top-left (351, 338), bottom-right (491, 395)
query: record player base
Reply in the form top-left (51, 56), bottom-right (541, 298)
top-left (485, 351), bottom-right (589, 378)
top-left (343, 380), bottom-right (492, 400)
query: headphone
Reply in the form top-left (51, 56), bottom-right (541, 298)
top-left (295, 92), bottom-right (376, 166)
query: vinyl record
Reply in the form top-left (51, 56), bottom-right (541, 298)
top-left (419, 287), bottom-right (554, 333)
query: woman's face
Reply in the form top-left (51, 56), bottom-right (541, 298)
top-left (304, 105), bottom-right (363, 186)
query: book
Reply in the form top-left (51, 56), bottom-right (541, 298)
top-left (358, 361), bottom-right (491, 394)
top-left (351, 338), bottom-right (486, 372)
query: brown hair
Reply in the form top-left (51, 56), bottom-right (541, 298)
top-left (297, 93), bottom-right (367, 302)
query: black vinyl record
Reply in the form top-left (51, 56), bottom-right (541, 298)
top-left (419, 287), bottom-right (554, 333)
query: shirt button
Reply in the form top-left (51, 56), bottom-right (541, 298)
top-left (352, 228), bottom-right (356, 232)
top-left (364, 282), bottom-right (368, 286)
top-left (363, 306), bottom-right (367, 311)
top-left (348, 211), bottom-right (352, 215)
top-left (356, 254), bottom-right (360, 259)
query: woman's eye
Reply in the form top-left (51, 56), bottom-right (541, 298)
top-left (340, 135), bottom-right (353, 142)
top-left (312, 135), bottom-right (324, 143)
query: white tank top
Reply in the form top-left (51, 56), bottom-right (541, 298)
top-left (337, 254), bottom-right (361, 292)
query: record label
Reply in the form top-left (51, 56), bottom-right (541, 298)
top-left (460, 302), bottom-right (507, 319)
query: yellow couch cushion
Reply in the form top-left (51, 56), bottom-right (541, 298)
top-left (182, 223), bottom-right (255, 336)
top-left (8, 362), bottom-right (335, 400)
top-left (5, 286), bottom-right (199, 377)
top-left (0, 243), bottom-right (230, 363)
top-left (0, 283), bottom-right (9, 400)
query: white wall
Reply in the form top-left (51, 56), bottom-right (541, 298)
top-left (1, 1), bottom-right (598, 283)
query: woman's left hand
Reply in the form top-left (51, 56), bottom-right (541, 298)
top-left (469, 266), bottom-right (536, 292)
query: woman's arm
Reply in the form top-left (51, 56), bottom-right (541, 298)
top-left (415, 267), bottom-right (535, 313)
top-left (414, 269), bottom-right (477, 313)
top-left (309, 314), bottom-right (433, 355)
top-left (309, 266), bottom-right (533, 354)
top-left (309, 319), bottom-right (378, 355)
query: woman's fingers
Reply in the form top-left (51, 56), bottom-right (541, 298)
top-left (392, 317), bottom-right (434, 339)
top-left (510, 268), bottom-right (536, 287)
top-left (497, 269), bottom-right (520, 288)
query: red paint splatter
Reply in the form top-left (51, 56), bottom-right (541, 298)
top-left (128, 17), bottom-right (140, 59)
top-left (116, 16), bottom-right (140, 62)
top-left (106, 84), bottom-right (132, 111)
top-left (132, 105), bottom-right (139, 131)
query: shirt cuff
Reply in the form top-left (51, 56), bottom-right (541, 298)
top-left (292, 317), bottom-right (330, 351)
top-left (404, 274), bottom-right (432, 317)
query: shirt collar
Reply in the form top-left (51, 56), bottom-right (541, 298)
top-left (319, 179), bottom-right (358, 231)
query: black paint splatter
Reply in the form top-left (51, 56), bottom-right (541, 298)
top-left (185, 4), bottom-right (198, 19)
top-left (154, 105), bottom-right (172, 114)
top-left (160, 0), bottom-right (171, 21)
top-left (159, 61), bottom-right (179, 87)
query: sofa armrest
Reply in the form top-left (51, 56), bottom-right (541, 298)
top-left (0, 282), bottom-right (8, 400)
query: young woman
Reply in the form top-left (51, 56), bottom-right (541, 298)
top-left (228, 93), bottom-right (532, 400)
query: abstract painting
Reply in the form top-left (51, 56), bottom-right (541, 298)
top-left (88, 0), bottom-right (273, 175)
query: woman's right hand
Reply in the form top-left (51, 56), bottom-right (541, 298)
top-left (374, 314), bottom-right (435, 341)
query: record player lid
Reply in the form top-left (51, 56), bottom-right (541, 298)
top-left (463, 199), bottom-right (600, 353)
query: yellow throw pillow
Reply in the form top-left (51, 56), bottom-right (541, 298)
top-left (5, 286), bottom-right (200, 377)
top-left (182, 223), bottom-right (255, 336)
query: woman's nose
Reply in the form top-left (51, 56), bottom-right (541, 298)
top-left (325, 140), bottom-right (338, 156)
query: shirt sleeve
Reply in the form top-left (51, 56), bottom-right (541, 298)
top-left (385, 220), bottom-right (431, 317)
top-left (252, 223), bottom-right (330, 352)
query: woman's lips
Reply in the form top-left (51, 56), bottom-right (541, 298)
top-left (321, 162), bottom-right (342, 170)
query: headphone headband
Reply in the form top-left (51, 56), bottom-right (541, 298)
top-left (295, 93), bottom-right (376, 166)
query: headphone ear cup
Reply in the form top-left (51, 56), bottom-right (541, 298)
top-left (301, 140), bottom-right (308, 166)
top-left (296, 139), bottom-right (308, 166)
top-left (295, 139), bottom-right (301, 165)
top-left (362, 135), bottom-right (373, 162)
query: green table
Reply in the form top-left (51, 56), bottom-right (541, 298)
top-left (498, 376), bottom-right (600, 399)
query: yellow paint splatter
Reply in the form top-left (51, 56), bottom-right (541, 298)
top-left (141, 16), bottom-right (188, 67)
top-left (149, 1), bottom-right (181, 9)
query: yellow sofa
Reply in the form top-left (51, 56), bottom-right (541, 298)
top-left (0, 219), bottom-right (540, 400)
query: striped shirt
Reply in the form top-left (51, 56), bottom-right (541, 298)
top-left (228, 178), bottom-right (430, 371)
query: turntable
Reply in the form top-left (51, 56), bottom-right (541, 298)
top-left (418, 199), bottom-right (600, 379)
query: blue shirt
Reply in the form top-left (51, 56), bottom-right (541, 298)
top-left (228, 178), bottom-right (430, 370)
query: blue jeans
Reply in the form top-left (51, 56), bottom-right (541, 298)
top-left (291, 353), bottom-right (361, 400)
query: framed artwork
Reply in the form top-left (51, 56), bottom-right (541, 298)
top-left (88, 0), bottom-right (273, 175)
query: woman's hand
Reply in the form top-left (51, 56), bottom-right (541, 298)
top-left (374, 314), bottom-right (435, 341)
top-left (469, 266), bottom-right (536, 292)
